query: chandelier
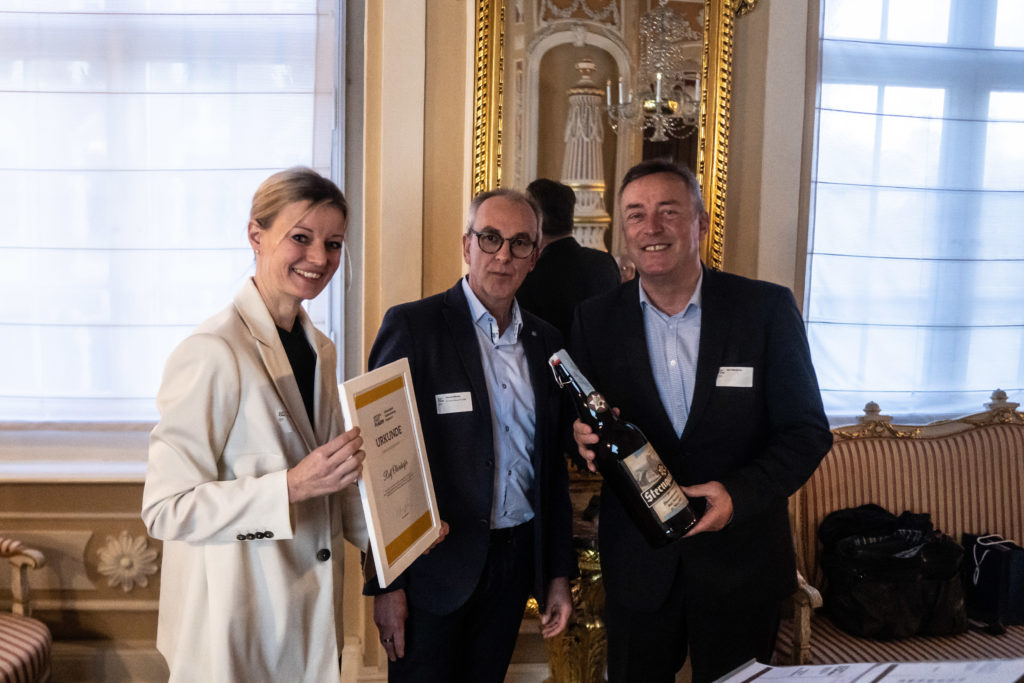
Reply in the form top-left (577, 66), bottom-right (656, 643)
top-left (605, 0), bottom-right (702, 142)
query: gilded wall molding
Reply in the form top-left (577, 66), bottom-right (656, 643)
top-left (697, 0), bottom-right (759, 269)
top-left (473, 0), bottom-right (505, 195)
top-left (472, 0), bottom-right (760, 270)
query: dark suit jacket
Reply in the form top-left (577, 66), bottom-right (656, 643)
top-left (368, 279), bottom-right (576, 615)
top-left (570, 268), bottom-right (832, 613)
top-left (516, 236), bottom-right (620, 340)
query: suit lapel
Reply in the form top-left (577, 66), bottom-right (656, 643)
top-left (441, 281), bottom-right (492, 425)
top-left (681, 267), bottom-right (728, 442)
top-left (520, 318), bottom-right (550, 470)
top-left (301, 313), bottom-right (336, 447)
top-left (234, 280), bottom-right (318, 454)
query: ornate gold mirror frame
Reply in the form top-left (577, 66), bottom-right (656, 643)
top-left (471, 0), bottom-right (758, 270)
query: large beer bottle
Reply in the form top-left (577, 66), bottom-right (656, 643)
top-left (550, 349), bottom-right (698, 546)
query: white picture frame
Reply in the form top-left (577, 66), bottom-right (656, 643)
top-left (340, 358), bottom-right (441, 587)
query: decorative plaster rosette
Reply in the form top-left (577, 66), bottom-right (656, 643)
top-left (97, 530), bottom-right (159, 592)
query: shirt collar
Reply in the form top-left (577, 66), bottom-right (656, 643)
top-left (461, 276), bottom-right (523, 344)
top-left (638, 268), bottom-right (704, 319)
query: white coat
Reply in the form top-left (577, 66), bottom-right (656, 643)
top-left (142, 278), bottom-right (368, 682)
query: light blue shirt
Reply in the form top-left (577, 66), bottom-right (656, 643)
top-left (461, 278), bottom-right (536, 529)
top-left (640, 270), bottom-right (703, 438)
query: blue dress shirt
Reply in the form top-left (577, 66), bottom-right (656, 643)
top-left (639, 270), bottom-right (703, 438)
top-left (461, 278), bottom-right (536, 529)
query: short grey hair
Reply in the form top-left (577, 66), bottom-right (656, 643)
top-left (465, 188), bottom-right (542, 240)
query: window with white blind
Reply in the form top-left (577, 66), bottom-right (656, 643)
top-left (805, 0), bottom-right (1024, 423)
top-left (0, 0), bottom-right (345, 422)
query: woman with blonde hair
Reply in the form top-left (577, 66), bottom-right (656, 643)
top-left (143, 167), bottom-right (368, 681)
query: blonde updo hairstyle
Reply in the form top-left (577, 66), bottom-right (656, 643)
top-left (249, 166), bottom-right (348, 232)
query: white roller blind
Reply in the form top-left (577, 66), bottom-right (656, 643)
top-left (806, 0), bottom-right (1024, 423)
top-left (0, 0), bottom-right (342, 421)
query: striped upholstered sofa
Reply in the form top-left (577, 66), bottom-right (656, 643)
top-left (775, 391), bottom-right (1024, 665)
top-left (0, 536), bottom-right (51, 683)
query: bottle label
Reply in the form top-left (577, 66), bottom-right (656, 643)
top-left (622, 443), bottom-right (690, 523)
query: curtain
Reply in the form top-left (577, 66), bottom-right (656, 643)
top-left (0, 0), bottom-right (341, 421)
top-left (805, 0), bottom-right (1024, 424)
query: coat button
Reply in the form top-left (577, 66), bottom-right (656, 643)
top-left (265, 531), bottom-right (274, 539)
top-left (246, 533), bottom-right (256, 540)
top-left (255, 532), bottom-right (266, 539)
top-left (317, 548), bottom-right (331, 562)
top-left (236, 534), bottom-right (246, 541)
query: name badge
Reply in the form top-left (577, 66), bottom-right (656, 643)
top-left (436, 392), bottom-right (473, 415)
top-left (276, 409), bottom-right (294, 433)
top-left (716, 366), bottom-right (753, 388)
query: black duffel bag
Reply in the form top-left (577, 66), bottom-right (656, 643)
top-left (820, 504), bottom-right (968, 640)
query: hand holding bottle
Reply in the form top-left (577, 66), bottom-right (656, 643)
top-left (679, 481), bottom-right (733, 536)
top-left (572, 416), bottom-right (604, 474)
top-left (574, 415), bottom-right (731, 536)
top-left (551, 350), bottom-right (698, 545)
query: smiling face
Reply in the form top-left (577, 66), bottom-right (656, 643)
top-left (248, 200), bottom-right (346, 328)
top-left (462, 194), bottom-right (539, 322)
top-left (620, 171), bottom-right (709, 287)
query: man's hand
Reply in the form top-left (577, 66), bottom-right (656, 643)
top-left (572, 419), bottom-right (600, 473)
top-left (540, 577), bottom-right (573, 639)
top-left (424, 521), bottom-right (449, 554)
top-left (286, 427), bottom-right (365, 503)
top-left (373, 589), bottom-right (408, 662)
top-left (680, 480), bottom-right (733, 537)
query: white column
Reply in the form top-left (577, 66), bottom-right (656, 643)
top-left (560, 58), bottom-right (612, 251)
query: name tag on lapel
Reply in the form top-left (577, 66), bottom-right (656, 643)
top-left (276, 409), bottom-right (295, 433)
top-left (716, 367), bottom-right (754, 388)
top-left (436, 392), bottom-right (472, 414)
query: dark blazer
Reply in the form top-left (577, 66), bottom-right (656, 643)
top-left (368, 279), bottom-right (576, 614)
top-left (570, 268), bottom-right (832, 613)
top-left (516, 236), bottom-right (620, 340)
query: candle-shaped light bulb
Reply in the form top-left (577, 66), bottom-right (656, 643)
top-left (618, 77), bottom-right (624, 105)
top-left (655, 72), bottom-right (662, 108)
top-left (606, 80), bottom-right (612, 107)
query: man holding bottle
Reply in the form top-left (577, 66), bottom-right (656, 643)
top-left (571, 160), bottom-right (832, 682)
top-left (368, 188), bottom-right (575, 682)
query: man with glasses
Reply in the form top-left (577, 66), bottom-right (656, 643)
top-left (366, 188), bottom-right (575, 682)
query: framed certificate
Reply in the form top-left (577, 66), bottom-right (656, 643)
top-left (340, 358), bottom-right (441, 587)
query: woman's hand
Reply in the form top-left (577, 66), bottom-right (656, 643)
top-left (287, 427), bottom-right (365, 503)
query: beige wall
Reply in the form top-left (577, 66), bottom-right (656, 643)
top-left (422, 1), bottom-right (474, 299)
top-left (725, 0), bottom-right (813, 302)
top-left (354, 0), bottom-right (472, 373)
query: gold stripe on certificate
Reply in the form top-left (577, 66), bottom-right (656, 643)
top-left (355, 376), bottom-right (405, 409)
top-left (386, 511), bottom-right (433, 563)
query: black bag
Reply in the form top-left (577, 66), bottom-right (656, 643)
top-left (962, 533), bottom-right (1024, 627)
top-left (820, 504), bottom-right (968, 640)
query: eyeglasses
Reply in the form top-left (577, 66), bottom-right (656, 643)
top-left (467, 229), bottom-right (536, 259)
